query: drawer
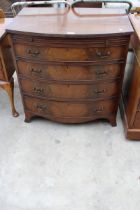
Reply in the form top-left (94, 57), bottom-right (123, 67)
top-left (24, 96), bottom-right (117, 118)
top-left (14, 44), bottom-right (127, 61)
top-left (19, 78), bottom-right (120, 100)
top-left (17, 60), bottom-right (123, 81)
top-left (0, 60), bottom-right (5, 80)
top-left (12, 34), bottom-right (130, 47)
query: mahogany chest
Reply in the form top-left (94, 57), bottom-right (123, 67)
top-left (120, 13), bottom-right (140, 139)
top-left (6, 7), bottom-right (133, 125)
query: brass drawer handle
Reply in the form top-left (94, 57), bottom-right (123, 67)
top-left (31, 68), bottom-right (42, 74)
top-left (93, 106), bottom-right (104, 113)
top-left (26, 49), bottom-right (40, 57)
top-left (96, 71), bottom-right (108, 76)
top-left (96, 51), bottom-right (110, 59)
top-left (33, 87), bottom-right (44, 95)
top-left (36, 104), bottom-right (47, 111)
top-left (94, 89), bottom-right (106, 95)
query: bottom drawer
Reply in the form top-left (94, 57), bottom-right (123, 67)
top-left (24, 96), bottom-right (118, 119)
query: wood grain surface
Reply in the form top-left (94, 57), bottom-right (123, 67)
top-left (8, 7), bottom-right (132, 124)
top-left (6, 7), bottom-right (133, 37)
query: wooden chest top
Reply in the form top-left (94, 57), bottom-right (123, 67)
top-left (6, 7), bottom-right (133, 37)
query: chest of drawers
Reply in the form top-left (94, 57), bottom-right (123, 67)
top-left (120, 14), bottom-right (140, 139)
top-left (7, 7), bottom-right (133, 125)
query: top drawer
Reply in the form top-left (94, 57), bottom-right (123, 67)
top-left (14, 43), bottom-right (128, 62)
top-left (12, 34), bottom-right (130, 47)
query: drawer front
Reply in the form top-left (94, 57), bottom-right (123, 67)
top-left (20, 78), bottom-right (120, 100)
top-left (17, 60), bottom-right (123, 81)
top-left (24, 96), bottom-right (117, 118)
top-left (0, 60), bottom-right (5, 80)
top-left (12, 34), bottom-right (130, 47)
top-left (14, 44), bottom-right (127, 61)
